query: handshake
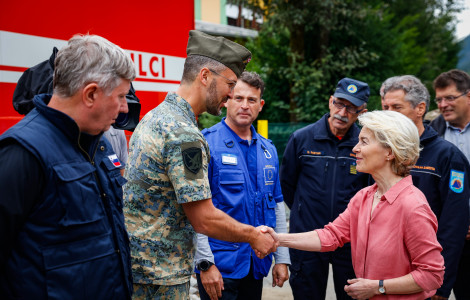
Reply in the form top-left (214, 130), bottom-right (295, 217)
top-left (250, 226), bottom-right (280, 258)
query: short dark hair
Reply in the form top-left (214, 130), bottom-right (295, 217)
top-left (433, 69), bottom-right (470, 93)
top-left (239, 71), bottom-right (265, 98)
top-left (180, 55), bottom-right (227, 84)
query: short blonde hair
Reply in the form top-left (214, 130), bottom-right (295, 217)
top-left (358, 110), bottom-right (420, 176)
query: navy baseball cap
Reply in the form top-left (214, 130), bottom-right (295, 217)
top-left (333, 77), bottom-right (370, 107)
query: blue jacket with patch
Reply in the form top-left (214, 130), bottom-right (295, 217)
top-left (0, 94), bottom-right (132, 299)
top-left (280, 114), bottom-right (370, 260)
top-left (410, 125), bottom-right (470, 298)
top-left (200, 120), bottom-right (283, 279)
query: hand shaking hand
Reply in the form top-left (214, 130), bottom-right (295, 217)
top-left (251, 226), bottom-right (280, 259)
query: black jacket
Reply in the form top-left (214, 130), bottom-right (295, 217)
top-left (429, 114), bottom-right (446, 137)
top-left (411, 125), bottom-right (470, 297)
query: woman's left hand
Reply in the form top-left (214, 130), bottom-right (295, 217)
top-left (344, 278), bottom-right (379, 300)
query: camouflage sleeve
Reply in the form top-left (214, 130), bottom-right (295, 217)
top-left (165, 127), bottom-right (211, 204)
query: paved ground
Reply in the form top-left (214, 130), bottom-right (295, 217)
top-left (262, 265), bottom-right (335, 300)
top-left (189, 265), bottom-right (335, 300)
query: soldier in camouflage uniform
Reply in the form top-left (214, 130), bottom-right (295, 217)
top-left (124, 30), bottom-right (278, 299)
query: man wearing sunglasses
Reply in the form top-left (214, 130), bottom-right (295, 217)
top-left (431, 69), bottom-right (470, 300)
top-left (280, 78), bottom-right (371, 300)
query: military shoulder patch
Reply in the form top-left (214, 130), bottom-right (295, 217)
top-left (449, 169), bottom-right (465, 193)
top-left (182, 147), bottom-right (202, 174)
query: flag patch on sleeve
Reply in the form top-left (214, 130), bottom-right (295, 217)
top-left (108, 154), bottom-right (122, 168)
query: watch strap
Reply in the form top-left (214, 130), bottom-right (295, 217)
top-left (379, 279), bottom-right (386, 294)
top-left (197, 259), bottom-right (214, 271)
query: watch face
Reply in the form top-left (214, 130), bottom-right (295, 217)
top-left (198, 260), bottom-right (212, 271)
top-left (379, 287), bottom-right (385, 294)
top-left (199, 261), bottom-right (208, 271)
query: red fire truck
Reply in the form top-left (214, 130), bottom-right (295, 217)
top-left (0, 0), bottom-right (194, 134)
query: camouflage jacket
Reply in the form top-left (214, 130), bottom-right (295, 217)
top-left (124, 92), bottom-right (211, 285)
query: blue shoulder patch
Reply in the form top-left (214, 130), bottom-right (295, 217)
top-left (449, 169), bottom-right (465, 193)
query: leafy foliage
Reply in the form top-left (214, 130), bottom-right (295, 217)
top-left (198, 112), bottom-right (223, 130)
top-left (244, 0), bottom-right (464, 122)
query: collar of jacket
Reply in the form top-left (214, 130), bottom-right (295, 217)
top-left (420, 124), bottom-right (439, 145)
top-left (164, 92), bottom-right (198, 127)
top-left (32, 94), bottom-right (102, 156)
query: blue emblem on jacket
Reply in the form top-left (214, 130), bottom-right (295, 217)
top-left (450, 169), bottom-right (465, 193)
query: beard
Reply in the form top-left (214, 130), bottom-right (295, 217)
top-left (205, 80), bottom-right (226, 116)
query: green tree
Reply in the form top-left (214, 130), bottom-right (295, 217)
top-left (245, 0), bottom-right (463, 122)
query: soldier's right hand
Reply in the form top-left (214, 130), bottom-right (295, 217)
top-left (250, 226), bottom-right (278, 258)
top-left (201, 265), bottom-right (224, 300)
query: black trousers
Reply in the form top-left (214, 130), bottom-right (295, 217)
top-left (289, 245), bottom-right (355, 300)
top-left (196, 261), bottom-right (263, 300)
top-left (453, 239), bottom-right (470, 300)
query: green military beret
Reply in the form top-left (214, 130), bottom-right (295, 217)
top-left (186, 30), bottom-right (252, 77)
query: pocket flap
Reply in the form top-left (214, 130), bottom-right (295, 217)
top-left (53, 162), bottom-right (95, 182)
top-left (42, 233), bottom-right (115, 270)
top-left (265, 193), bottom-right (277, 208)
top-left (208, 238), bottom-right (240, 250)
top-left (219, 169), bottom-right (244, 185)
top-left (114, 175), bottom-right (127, 187)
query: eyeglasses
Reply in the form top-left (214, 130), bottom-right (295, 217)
top-left (209, 69), bottom-right (237, 91)
top-left (332, 98), bottom-right (364, 114)
top-left (434, 91), bottom-right (468, 104)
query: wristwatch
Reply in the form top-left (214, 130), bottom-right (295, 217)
top-left (196, 259), bottom-right (214, 272)
top-left (379, 280), bottom-right (386, 294)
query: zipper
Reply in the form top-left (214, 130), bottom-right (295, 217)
top-left (77, 131), bottom-right (100, 165)
top-left (330, 147), bottom-right (339, 220)
top-left (77, 131), bottom-right (129, 295)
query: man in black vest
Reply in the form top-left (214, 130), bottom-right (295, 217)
top-left (0, 34), bottom-right (135, 299)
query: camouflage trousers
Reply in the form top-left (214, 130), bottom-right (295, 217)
top-left (133, 282), bottom-right (190, 300)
